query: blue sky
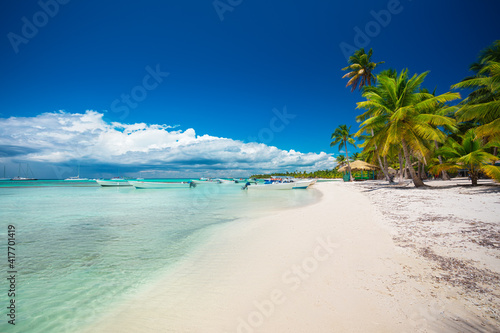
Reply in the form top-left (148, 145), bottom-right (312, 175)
top-left (1, 0), bottom-right (499, 178)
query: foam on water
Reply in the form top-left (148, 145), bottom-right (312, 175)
top-left (0, 180), bottom-right (320, 332)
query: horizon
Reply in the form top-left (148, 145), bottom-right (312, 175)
top-left (1, 0), bottom-right (500, 179)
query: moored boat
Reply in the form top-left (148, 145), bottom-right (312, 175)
top-left (65, 176), bottom-right (89, 181)
top-left (65, 165), bottom-right (88, 181)
top-left (192, 178), bottom-right (221, 184)
top-left (244, 182), bottom-right (295, 190)
top-left (96, 178), bottom-right (132, 187)
top-left (292, 179), bottom-right (315, 189)
top-left (12, 163), bottom-right (37, 180)
top-left (129, 181), bottom-right (194, 189)
top-left (216, 178), bottom-right (234, 184)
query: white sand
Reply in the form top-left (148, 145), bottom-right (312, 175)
top-left (89, 181), bottom-right (500, 332)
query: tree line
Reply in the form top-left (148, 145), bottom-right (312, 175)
top-left (333, 41), bottom-right (500, 187)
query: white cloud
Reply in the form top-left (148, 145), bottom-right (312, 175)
top-left (0, 111), bottom-right (335, 177)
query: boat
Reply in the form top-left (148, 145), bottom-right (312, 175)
top-left (64, 176), bottom-right (89, 181)
top-left (64, 165), bottom-right (88, 181)
top-left (216, 178), bottom-right (234, 184)
top-left (292, 179), bottom-right (315, 189)
top-left (244, 182), bottom-right (295, 190)
top-left (12, 164), bottom-right (37, 180)
top-left (192, 178), bottom-right (221, 184)
top-left (96, 178), bottom-right (132, 187)
top-left (129, 181), bottom-right (194, 189)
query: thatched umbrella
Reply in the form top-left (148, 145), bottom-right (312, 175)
top-left (338, 160), bottom-right (379, 181)
top-left (338, 160), bottom-right (379, 172)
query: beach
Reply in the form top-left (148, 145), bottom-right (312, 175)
top-left (88, 180), bottom-right (500, 332)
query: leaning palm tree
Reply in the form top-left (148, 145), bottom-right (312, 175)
top-left (331, 125), bottom-right (357, 181)
top-left (357, 70), bottom-right (460, 187)
top-left (433, 129), bottom-right (500, 185)
top-left (342, 48), bottom-right (384, 92)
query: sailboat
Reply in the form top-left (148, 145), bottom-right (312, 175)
top-left (64, 165), bottom-right (88, 181)
top-left (0, 166), bottom-right (9, 181)
top-left (12, 164), bottom-right (37, 180)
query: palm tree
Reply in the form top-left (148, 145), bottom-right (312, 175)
top-left (350, 152), bottom-right (362, 161)
top-left (331, 125), bottom-right (357, 181)
top-left (354, 68), bottom-right (397, 182)
top-left (342, 48), bottom-right (384, 92)
top-left (421, 88), bottom-right (457, 180)
top-left (452, 41), bottom-right (500, 160)
top-left (335, 154), bottom-right (347, 168)
top-left (433, 129), bottom-right (500, 185)
top-left (469, 40), bottom-right (500, 73)
top-left (453, 59), bottom-right (500, 140)
top-left (357, 70), bottom-right (460, 187)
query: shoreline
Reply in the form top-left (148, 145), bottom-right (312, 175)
top-left (88, 181), bottom-right (500, 332)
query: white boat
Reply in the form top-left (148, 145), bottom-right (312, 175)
top-left (129, 181), bottom-right (193, 189)
top-left (216, 178), bottom-right (234, 184)
top-left (12, 164), bottom-right (37, 180)
top-left (64, 176), bottom-right (89, 181)
top-left (292, 180), bottom-right (315, 189)
top-left (96, 178), bottom-right (132, 187)
top-left (65, 165), bottom-right (88, 181)
top-left (245, 182), bottom-right (295, 190)
top-left (192, 179), bottom-right (220, 184)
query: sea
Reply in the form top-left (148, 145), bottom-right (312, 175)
top-left (0, 179), bottom-right (321, 332)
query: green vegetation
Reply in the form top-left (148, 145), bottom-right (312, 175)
top-left (330, 124), bottom-right (357, 181)
top-left (342, 48), bottom-right (384, 92)
top-left (250, 170), bottom-right (343, 179)
top-left (432, 129), bottom-right (500, 186)
top-left (340, 41), bottom-right (500, 186)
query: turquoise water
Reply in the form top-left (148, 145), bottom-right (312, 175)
top-left (0, 180), bottom-right (320, 332)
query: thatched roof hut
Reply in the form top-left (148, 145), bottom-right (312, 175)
top-left (338, 160), bottom-right (379, 172)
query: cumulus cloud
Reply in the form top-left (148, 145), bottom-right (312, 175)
top-left (0, 111), bottom-right (335, 177)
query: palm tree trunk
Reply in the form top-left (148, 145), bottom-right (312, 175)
top-left (398, 150), bottom-right (404, 183)
top-left (344, 142), bottom-right (353, 181)
top-left (377, 154), bottom-right (390, 181)
top-left (471, 171), bottom-right (478, 186)
top-left (401, 139), bottom-right (426, 187)
top-left (371, 129), bottom-right (390, 182)
top-left (470, 165), bottom-right (478, 186)
top-left (419, 161), bottom-right (428, 180)
top-left (383, 155), bottom-right (389, 180)
top-left (433, 140), bottom-right (450, 180)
